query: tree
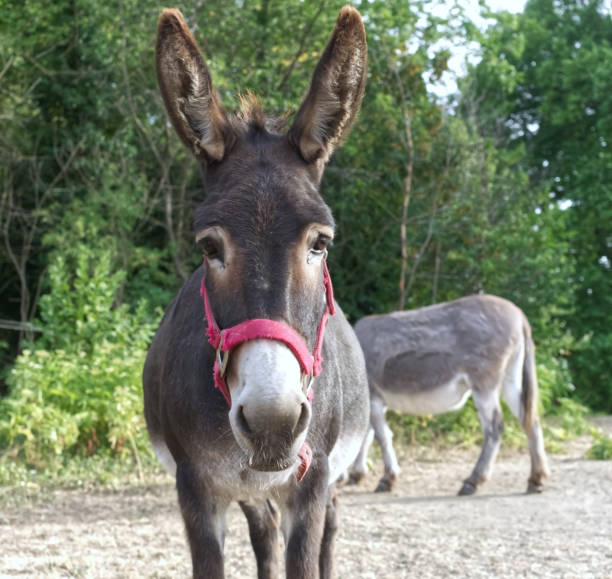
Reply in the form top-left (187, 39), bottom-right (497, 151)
top-left (1, 0), bottom-right (607, 415)
top-left (466, 0), bottom-right (612, 410)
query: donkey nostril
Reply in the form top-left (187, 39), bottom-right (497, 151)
top-left (237, 405), bottom-right (252, 435)
top-left (293, 402), bottom-right (310, 438)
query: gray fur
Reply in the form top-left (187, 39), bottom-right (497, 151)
top-left (146, 7), bottom-right (369, 578)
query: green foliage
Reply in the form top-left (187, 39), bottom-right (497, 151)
top-left (537, 397), bottom-right (590, 454)
top-left (1, 0), bottom-right (610, 484)
top-left (536, 348), bottom-right (576, 409)
top-left (386, 399), bottom-right (482, 448)
top-left (1, 344), bottom-right (150, 467)
top-left (521, 0), bottom-right (612, 412)
top-left (0, 246), bottom-right (158, 470)
top-left (548, 397), bottom-right (589, 433)
top-left (465, 0), bottom-right (612, 411)
top-left (587, 432), bottom-right (612, 460)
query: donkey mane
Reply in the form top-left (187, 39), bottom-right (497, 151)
top-left (230, 92), bottom-right (289, 135)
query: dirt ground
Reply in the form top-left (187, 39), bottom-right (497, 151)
top-left (1, 421), bottom-right (611, 578)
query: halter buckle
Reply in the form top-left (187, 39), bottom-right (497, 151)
top-left (216, 347), bottom-right (230, 378)
top-left (301, 372), bottom-right (314, 396)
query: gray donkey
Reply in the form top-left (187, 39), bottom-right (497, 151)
top-left (143, 7), bottom-right (370, 579)
top-left (350, 295), bottom-right (550, 495)
top-left (143, 7), bottom-right (369, 579)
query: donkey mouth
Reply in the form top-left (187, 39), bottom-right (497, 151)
top-left (248, 453), bottom-right (296, 472)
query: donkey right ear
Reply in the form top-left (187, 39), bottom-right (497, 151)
top-left (156, 9), bottom-right (232, 163)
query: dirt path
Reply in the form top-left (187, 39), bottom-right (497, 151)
top-left (1, 428), bottom-right (611, 578)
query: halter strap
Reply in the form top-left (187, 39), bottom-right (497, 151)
top-left (200, 259), bottom-right (335, 481)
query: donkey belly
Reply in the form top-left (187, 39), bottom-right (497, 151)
top-left (381, 375), bottom-right (471, 415)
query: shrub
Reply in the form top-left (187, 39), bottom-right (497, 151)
top-left (0, 246), bottom-right (158, 471)
top-left (587, 432), bottom-right (612, 460)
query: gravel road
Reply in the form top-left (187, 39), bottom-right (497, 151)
top-left (1, 425), bottom-right (611, 578)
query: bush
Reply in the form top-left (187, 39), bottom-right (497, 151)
top-left (587, 432), bottom-right (612, 460)
top-left (386, 398), bottom-right (483, 449)
top-left (0, 246), bottom-right (158, 472)
top-left (536, 353), bottom-right (575, 412)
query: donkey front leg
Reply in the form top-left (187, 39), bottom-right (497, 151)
top-left (370, 395), bottom-right (400, 492)
top-left (319, 484), bottom-right (339, 579)
top-left (458, 390), bottom-right (504, 496)
top-left (283, 453), bottom-right (330, 579)
top-left (176, 461), bottom-right (229, 578)
top-left (239, 500), bottom-right (281, 579)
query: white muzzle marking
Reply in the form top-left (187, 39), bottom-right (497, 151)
top-left (228, 339), bottom-right (310, 458)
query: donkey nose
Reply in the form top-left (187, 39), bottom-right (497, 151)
top-left (236, 401), bottom-right (311, 444)
top-left (227, 339), bottom-right (311, 467)
top-left (293, 401), bottom-right (310, 438)
top-left (236, 405), bottom-right (253, 436)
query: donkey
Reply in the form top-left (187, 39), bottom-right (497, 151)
top-left (349, 294), bottom-right (550, 495)
top-left (143, 7), bottom-right (370, 578)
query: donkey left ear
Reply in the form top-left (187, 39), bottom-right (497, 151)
top-left (288, 6), bottom-right (367, 167)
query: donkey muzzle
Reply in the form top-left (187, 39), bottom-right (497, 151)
top-left (228, 340), bottom-right (312, 470)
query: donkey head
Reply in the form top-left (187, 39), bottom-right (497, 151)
top-left (156, 7), bottom-right (367, 472)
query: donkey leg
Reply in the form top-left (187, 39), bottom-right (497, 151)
top-left (349, 427), bottom-right (374, 484)
top-left (502, 348), bottom-right (550, 493)
top-left (525, 419), bottom-right (550, 492)
top-left (239, 500), bottom-right (281, 579)
top-left (370, 396), bottom-right (400, 492)
top-left (283, 453), bottom-right (329, 579)
top-left (176, 461), bottom-right (228, 578)
top-left (318, 484), bottom-right (338, 579)
top-left (503, 382), bottom-right (550, 492)
top-left (459, 390), bottom-right (504, 496)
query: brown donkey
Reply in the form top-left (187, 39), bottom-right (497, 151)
top-left (350, 295), bottom-right (550, 495)
top-left (143, 7), bottom-right (370, 578)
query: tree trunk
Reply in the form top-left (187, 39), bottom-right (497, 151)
top-left (398, 110), bottom-right (414, 310)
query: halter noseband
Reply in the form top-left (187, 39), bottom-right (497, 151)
top-left (200, 257), bottom-right (336, 481)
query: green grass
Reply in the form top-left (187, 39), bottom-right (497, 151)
top-left (0, 452), bottom-right (171, 508)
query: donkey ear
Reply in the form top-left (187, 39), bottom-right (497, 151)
top-left (288, 6), bottom-right (367, 166)
top-left (156, 9), bottom-right (233, 163)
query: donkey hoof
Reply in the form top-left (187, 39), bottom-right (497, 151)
top-left (527, 480), bottom-right (544, 494)
top-left (374, 476), bottom-right (395, 493)
top-left (348, 471), bottom-right (366, 485)
top-left (458, 481), bottom-right (477, 496)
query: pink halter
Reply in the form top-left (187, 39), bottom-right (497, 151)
top-left (200, 257), bottom-right (336, 481)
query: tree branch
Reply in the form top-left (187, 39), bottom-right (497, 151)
top-left (277, 0), bottom-right (327, 93)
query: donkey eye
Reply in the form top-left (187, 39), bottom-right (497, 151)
top-left (198, 237), bottom-right (223, 261)
top-left (311, 235), bottom-right (331, 253)
top-left (307, 234), bottom-right (331, 264)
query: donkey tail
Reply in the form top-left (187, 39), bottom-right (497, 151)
top-left (520, 311), bottom-right (551, 488)
top-left (521, 315), bottom-right (539, 434)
